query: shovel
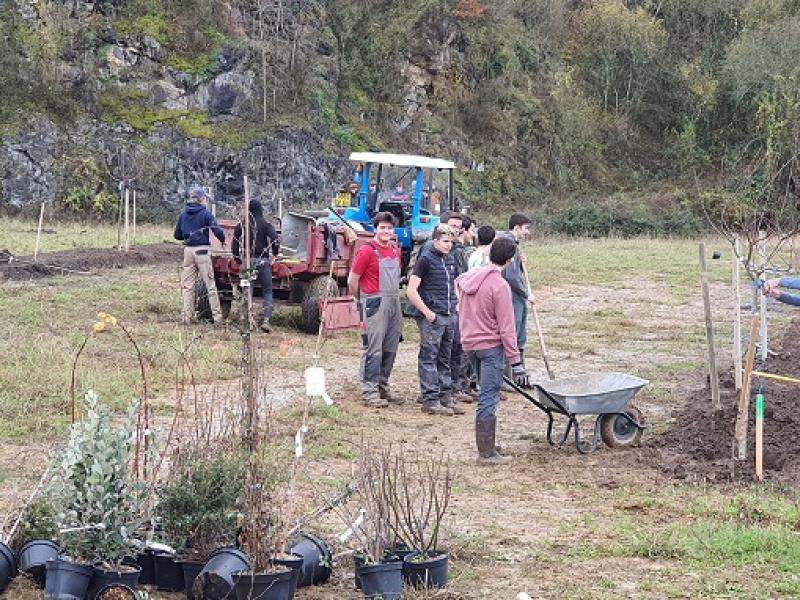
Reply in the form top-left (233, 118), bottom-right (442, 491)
top-left (523, 268), bottom-right (555, 380)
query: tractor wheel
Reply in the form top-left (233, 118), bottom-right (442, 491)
top-left (194, 280), bottom-right (212, 321)
top-left (600, 406), bottom-right (644, 449)
top-left (300, 275), bottom-right (338, 333)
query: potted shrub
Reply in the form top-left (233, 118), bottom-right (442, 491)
top-left (16, 496), bottom-right (59, 588)
top-left (220, 451), bottom-right (300, 600)
top-left (157, 448), bottom-right (244, 596)
top-left (385, 451), bottom-right (453, 590)
top-left (339, 446), bottom-right (403, 600)
top-left (46, 391), bottom-right (144, 599)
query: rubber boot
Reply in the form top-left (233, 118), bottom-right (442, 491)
top-left (475, 416), bottom-right (511, 465)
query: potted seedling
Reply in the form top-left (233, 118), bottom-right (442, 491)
top-left (16, 496), bottom-right (59, 588)
top-left (385, 451), bottom-right (453, 590)
top-left (158, 447), bottom-right (244, 596)
top-left (217, 451), bottom-right (301, 600)
top-left (334, 446), bottom-right (403, 600)
top-left (47, 391), bottom-right (145, 600)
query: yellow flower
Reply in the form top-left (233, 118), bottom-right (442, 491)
top-left (97, 312), bottom-right (117, 327)
top-left (93, 321), bottom-right (107, 333)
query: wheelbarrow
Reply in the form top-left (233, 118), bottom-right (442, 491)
top-left (504, 372), bottom-right (649, 454)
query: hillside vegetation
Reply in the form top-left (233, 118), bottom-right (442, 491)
top-left (1, 0), bottom-right (799, 233)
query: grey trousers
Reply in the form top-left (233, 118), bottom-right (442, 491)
top-left (360, 295), bottom-right (402, 400)
top-left (418, 314), bottom-right (456, 405)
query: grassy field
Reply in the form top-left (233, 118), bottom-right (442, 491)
top-left (1, 225), bottom-right (799, 598)
top-left (1, 217), bottom-right (173, 255)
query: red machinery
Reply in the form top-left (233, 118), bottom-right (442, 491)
top-left (204, 212), bottom-right (371, 333)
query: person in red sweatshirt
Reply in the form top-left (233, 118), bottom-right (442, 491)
top-left (456, 236), bottom-right (530, 465)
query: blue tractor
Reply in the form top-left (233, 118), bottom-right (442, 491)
top-left (330, 152), bottom-right (456, 272)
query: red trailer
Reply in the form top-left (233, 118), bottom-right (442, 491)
top-left (199, 212), bottom-right (371, 333)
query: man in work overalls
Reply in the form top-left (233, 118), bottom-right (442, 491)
top-left (348, 212), bottom-right (405, 408)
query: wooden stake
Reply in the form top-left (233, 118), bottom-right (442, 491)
top-left (117, 181), bottom-right (123, 249)
top-left (33, 202), bottom-right (45, 262)
top-left (755, 391), bottom-right (764, 481)
top-left (124, 186), bottom-right (130, 252)
top-left (132, 189), bottom-right (137, 245)
top-left (242, 175), bottom-right (258, 451)
top-left (699, 242), bottom-right (720, 409)
top-left (735, 315), bottom-right (760, 461)
top-left (733, 238), bottom-right (742, 391)
top-left (758, 230), bottom-right (767, 362)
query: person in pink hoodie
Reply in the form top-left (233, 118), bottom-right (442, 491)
top-left (456, 236), bottom-right (530, 465)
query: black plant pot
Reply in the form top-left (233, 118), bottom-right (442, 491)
top-left (352, 553), bottom-right (366, 590)
top-left (95, 582), bottom-right (137, 599)
top-left (286, 532), bottom-right (332, 588)
top-left (356, 561), bottom-right (402, 600)
top-left (402, 551), bottom-right (449, 589)
top-left (178, 558), bottom-right (205, 599)
top-left (193, 547), bottom-right (250, 600)
top-left (233, 568), bottom-right (293, 600)
top-left (272, 553), bottom-right (303, 599)
top-left (383, 543), bottom-right (414, 563)
top-left (0, 542), bottom-right (16, 594)
top-left (153, 552), bottom-right (184, 592)
top-left (135, 550), bottom-right (155, 586)
top-left (17, 539), bottom-right (59, 588)
top-left (44, 557), bottom-right (93, 600)
top-left (88, 564), bottom-right (140, 600)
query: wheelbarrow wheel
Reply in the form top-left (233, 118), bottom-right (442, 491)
top-left (600, 406), bottom-right (644, 449)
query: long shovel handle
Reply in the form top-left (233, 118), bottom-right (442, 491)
top-left (523, 268), bottom-right (555, 380)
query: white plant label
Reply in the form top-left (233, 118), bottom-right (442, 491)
top-left (240, 278), bottom-right (250, 288)
top-left (294, 425), bottom-right (309, 458)
top-left (338, 508), bottom-right (366, 543)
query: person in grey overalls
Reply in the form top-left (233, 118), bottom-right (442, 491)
top-left (348, 212), bottom-right (405, 408)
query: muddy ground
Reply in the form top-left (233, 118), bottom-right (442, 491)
top-left (657, 319), bottom-right (800, 485)
top-left (1, 243), bottom-right (798, 599)
top-left (0, 243), bottom-right (181, 280)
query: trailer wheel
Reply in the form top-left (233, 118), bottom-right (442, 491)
top-left (600, 406), bottom-right (644, 449)
top-left (194, 280), bottom-right (212, 321)
top-left (300, 275), bottom-right (338, 333)
top-left (195, 281), bottom-right (231, 321)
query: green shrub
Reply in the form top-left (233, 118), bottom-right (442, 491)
top-left (158, 451), bottom-right (245, 557)
top-left (48, 391), bottom-right (143, 569)
top-left (553, 205), bottom-right (613, 237)
top-left (19, 497), bottom-right (57, 543)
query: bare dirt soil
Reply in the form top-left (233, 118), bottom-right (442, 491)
top-left (657, 319), bottom-right (800, 485)
top-left (0, 244), bottom-right (181, 280)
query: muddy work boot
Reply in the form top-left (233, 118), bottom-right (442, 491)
top-left (441, 398), bottom-right (466, 415)
top-left (363, 394), bottom-right (389, 408)
top-left (380, 388), bottom-right (405, 406)
top-left (455, 390), bottom-right (477, 404)
top-left (421, 401), bottom-right (454, 416)
top-left (259, 319), bottom-right (272, 333)
top-left (475, 416), bottom-right (511, 465)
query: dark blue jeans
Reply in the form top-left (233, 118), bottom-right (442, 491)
top-left (418, 314), bottom-right (455, 405)
top-left (468, 345), bottom-right (504, 419)
top-left (252, 258), bottom-right (274, 320)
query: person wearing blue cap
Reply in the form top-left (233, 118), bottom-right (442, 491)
top-left (173, 185), bottom-right (226, 325)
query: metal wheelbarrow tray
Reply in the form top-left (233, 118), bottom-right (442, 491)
top-left (504, 372), bottom-right (649, 454)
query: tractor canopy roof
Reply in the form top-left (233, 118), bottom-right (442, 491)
top-left (348, 152), bottom-right (455, 170)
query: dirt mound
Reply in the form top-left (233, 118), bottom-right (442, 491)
top-left (657, 318), bottom-right (800, 484)
top-left (0, 243), bottom-right (181, 280)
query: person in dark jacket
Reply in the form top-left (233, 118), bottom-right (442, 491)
top-left (173, 185), bottom-right (226, 325)
top-left (406, 224), bottom-right (464, 416)
top-left (232, 200), bottom-right (280, 332)
top-left (502, 213), bottom-right (533, 359)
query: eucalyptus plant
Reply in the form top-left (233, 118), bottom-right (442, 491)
top-left (48, 391), bottom-right (144, 568)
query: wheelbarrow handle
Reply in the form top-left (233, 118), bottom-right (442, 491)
top-left (502, 376), bottom-right (569, 416)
